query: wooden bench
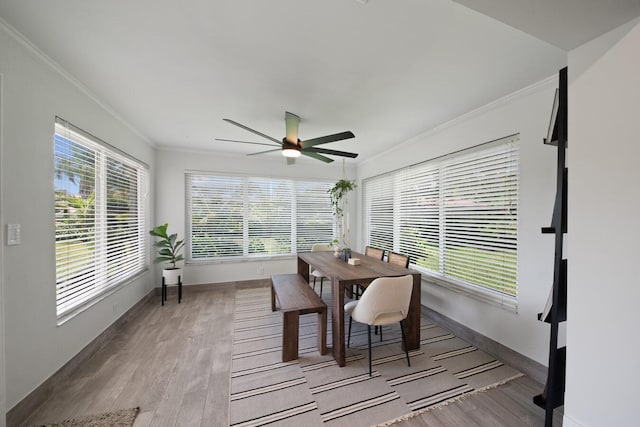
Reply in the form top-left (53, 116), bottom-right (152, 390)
top-left (271, 274), bottom-right (328, 362)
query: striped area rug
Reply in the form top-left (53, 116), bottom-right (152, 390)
top-left (229, 287), bottom-right (522, 427)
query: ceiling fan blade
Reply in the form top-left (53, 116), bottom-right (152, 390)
top-left (305, 147), bottom-right (359, 158)
top-left (285, 111), bottom-right (300, 144)
top-left (286, 157), bottom-right (296, 165)
top-left (223, 118), bottom-right (282, 144)
top-left (302, 131), bottom-right (355, 148)
top-left (215, 138), bottom-right (279, 147)
top-left (302, 151), bottom-right (334, 163)
top-left (247, 148), bottom-right (281, 156)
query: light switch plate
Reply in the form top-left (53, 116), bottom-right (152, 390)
top-left (7, 223), bottom-right (21, 245)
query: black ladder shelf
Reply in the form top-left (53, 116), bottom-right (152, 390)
top-left (534, 67), bottom-right (568, 427)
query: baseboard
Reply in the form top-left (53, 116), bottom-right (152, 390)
top-left (7, 279), bottom-right (270, 426)
top-left (562, 414), bottom-right (583, 427)
top-left (154, 278), bottom-right (271, 296)
top-left (422, 305), bottom-right (548, 384)
top-left (6, 289), bottom-right (155, 427)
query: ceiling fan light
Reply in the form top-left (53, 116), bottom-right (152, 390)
top-left (282, 148), bottom-right (301, 158)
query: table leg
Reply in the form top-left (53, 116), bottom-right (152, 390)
top-left (297, 257), bottom-right (310, 283)
top-left (404, 274), bottom-right (421, 350)
top-left (332, 277), bottom-right (346, 366)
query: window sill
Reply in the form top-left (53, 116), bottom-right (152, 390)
top-left (417, 268), bottom-right (518, 313)
top-left (186, 254), bottom-right (297, 266)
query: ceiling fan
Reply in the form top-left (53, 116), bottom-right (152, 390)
top-left (216, 111), bottom-right (357, 164)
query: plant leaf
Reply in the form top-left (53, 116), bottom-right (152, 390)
top-left (149, 223), bottom-right (168, 238)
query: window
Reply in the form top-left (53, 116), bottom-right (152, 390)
top-left (363, 135), bottom-right (519, 310)
top-left (54, 118), bottom-right (148, 319)
top-left (187, 173), bottom-right (334, 260)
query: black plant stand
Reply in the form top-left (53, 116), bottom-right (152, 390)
top-left (161, 275), bottom-right (182, 306)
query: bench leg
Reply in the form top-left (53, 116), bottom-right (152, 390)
top-left (318, 309), bottom-right (327, 355)
top-left (282, 311), bottom-right (299, 362)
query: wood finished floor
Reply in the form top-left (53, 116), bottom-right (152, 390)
top-left (19, 285), bottom-right (562, 427)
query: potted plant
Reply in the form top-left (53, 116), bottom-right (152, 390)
top-left (149, 223), bottom-right (185, 285)
top-left (328, 179), bottom-right (356, 260)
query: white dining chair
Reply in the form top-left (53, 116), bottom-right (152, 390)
top-left (373, 251), bottom-right (410, 336)
top-left (344, 275), bottom-right (413, 376)
top-left (310, 243), bottom-right (332, 296)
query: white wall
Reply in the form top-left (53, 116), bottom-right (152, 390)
top-left (0, 24), bottom-right (155, 410)
top-left (155, 148), bottom-right (357, 285)
top-left (358, 78), bottom-right (560, 365)
top-left (565, 18), bottom-right (640, 427)
top-left (0, 73), bottom-right (6, 427)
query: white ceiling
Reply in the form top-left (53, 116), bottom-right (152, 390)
top-left (453, 0), bottom-right (640, 50)
top-left (0, 0), bottom-right (637, 164)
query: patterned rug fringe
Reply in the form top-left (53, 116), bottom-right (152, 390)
top-left (374, 373), bottom-right (525, 427)
top-left (37, 407), bottom-right (140, 427)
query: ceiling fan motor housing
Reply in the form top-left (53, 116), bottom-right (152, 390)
top-left (281, 138), bottom-right (302, 158)
top-left (282, 138), bottom-right (301, 151)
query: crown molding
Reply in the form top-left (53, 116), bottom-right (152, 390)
top-left (156, 144), bottom-right (249, 157)
top-left (361, 74), bottom-right (559, 167)
top-left (0, 17), bottom-right (154, 147)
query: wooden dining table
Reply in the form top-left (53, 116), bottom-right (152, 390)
top-left (297, 250), bottom-right (421, 367)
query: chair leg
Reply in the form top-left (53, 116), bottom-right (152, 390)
top-left (367, 324), bottom-right (372, 377)
top-left (320, 278), bottom-right (323, 296)
top-left (347, 316), bottom-right (352, 348)
top-left (374, 325), bottom-right (381, 339)
top-left (400, 320), bottom-right (411, 367)
top-left (313, 276), bottom-right (317, 291)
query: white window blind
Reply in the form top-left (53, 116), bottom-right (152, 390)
top-left (247, 177), bottom-right (293, 255)
top-left (441, 143), bottom-right (519, 297)
top-left (187, 173), bottom-right (334, 260)
top-left (295, 181), bottom-right (334, 252)
top-left (363, 174), bottom-right (394, 251)
top-left (188, 175), bottom-right (244, 258)
top-left (363, 135), bottom-right (519, 310)
top-left (398, 164), bottom-right (441, 272)
top-left (54, 118), bottom-right (148, 319)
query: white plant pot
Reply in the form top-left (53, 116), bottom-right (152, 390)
top-left (163, 267), bottom-right (183, 285)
